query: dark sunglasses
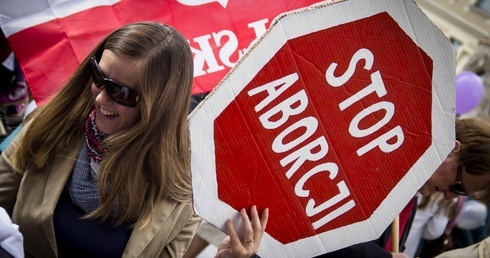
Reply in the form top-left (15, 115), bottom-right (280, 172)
top-left (90, 56), bottom-right (140, 107)
top-left (449, 164), bottom-right (469, 196)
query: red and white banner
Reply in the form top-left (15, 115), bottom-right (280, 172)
top-left (0, 0), bottom-right (322, 104)
top-left (189, 0), bottom-right (455, 256)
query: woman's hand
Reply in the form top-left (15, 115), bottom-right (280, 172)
top-left (215, 205), bottom-right (269, 258)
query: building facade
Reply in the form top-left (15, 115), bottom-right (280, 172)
top-left (416, 0), bottom-right (490, 72)
top-left (416, 0), bottom-right (490, 118)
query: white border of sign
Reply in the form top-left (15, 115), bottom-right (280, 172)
top-left (189, 0), bottom-right (455, 256)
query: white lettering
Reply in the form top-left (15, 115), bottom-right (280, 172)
top-left (339, 71), bottom-right (387, 111)
top-left (177, 0), bottom-right (229, 8)
top-left (312, 199), bottom-right (356, 230)
top-left (325, 48), bottom-right (374, 87)
top-left (213, 30), bottom-right (243, 67)
top-left (295, 162), bottom-right (338, 197)
top-left (244, 19), bottom-right (269, 53)
top-left (259, 89), bottom-right (308, 129)
top-left (249, 72), bottom-right (356, 230)
top-left (272, 116), bottom-right (317, 153)
top-left (190, 35), bottom-right (225, 77)
top-left (281, 136), bottom-right (328, 179)
top-left (189, 19), bottom-right (270, 78)
top-left (357, 125), bottom-right (405, 156)
top-left (349, 101), bottom-right (395, 138)
top-left (248, 73), bottom-right (299, 112)
top-left (327, 48), bottom-right (405, 156)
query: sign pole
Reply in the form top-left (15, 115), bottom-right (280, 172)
top-left (391, 216), bottom-right (399, 252)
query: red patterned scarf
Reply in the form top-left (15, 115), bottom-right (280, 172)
top-left (85, 109), bottom-right (107, 162)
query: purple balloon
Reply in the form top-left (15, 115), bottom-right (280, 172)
top-left (455, 71), bottom-right (484, 115)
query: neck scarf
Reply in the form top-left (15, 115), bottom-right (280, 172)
top-left (85, 109), bottom-right (107, 163)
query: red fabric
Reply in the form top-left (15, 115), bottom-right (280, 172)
top-left (3, 0), bottom-right (322, 104)
top-left (0, 30), bottom-right (11, 62)
top-left (385, 197), bottom-right (417, 252)
top-left (85, 108), bottom-right (107, 163)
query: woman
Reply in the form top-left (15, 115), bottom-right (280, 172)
top-left (0, 22), bottom-right (267, 258)
top-left (316, 117), bottom-right (490, 258)
top-left (419, 117), bottom-right (490, 202)
top-left (405, 117), bottom-right (490, 258)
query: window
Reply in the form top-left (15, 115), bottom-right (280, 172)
top-left (450, 37), bottom-right (462, 52)
top-left (474, 0), bottom-right (490, 16)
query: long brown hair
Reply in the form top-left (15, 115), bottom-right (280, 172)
top-left (417, 192), bottom-right (457, 219)
top-left (11, 22), bottom-right (194, 228)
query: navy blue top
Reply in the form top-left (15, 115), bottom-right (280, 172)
top-left (0, 246), bottom-right (14, 258)
top-left (53, 189), bottom-right (132, 258)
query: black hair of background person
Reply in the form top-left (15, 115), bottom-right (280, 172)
top-left (189, 92), bottom-right (210, 114)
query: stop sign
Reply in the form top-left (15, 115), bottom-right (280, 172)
top-left (189, 0), bottom-right (455, 256)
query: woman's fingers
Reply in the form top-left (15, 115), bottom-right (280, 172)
top-left (217, 206), bottom-right (269, 258)
top-left (251, 206), bottom-right (269, 245)
top-left (226, 217), bottom-right (242, 248)
top-left (260, 207), bottom-right (269, 229)
top-left (240, 207), bottom-right (255, 243)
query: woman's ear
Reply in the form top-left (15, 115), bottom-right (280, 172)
top-left (453, 140), bottom-right (461, 153)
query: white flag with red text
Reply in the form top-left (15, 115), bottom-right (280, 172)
top-left (0, 0), bottom-right (322, 104)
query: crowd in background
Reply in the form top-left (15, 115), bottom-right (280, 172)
top-left (0, 31), bottom-right (30, 140)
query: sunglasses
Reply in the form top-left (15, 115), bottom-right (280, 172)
top-left (90, 56), bottom-right (140, 107)
top-left (449, 164), bottom-right (469, 196)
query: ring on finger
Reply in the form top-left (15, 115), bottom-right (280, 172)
top-left (242, 239), bottom-right (254, 243)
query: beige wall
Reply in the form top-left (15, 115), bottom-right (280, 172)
top-left (415, 0), bottom-right (490, 72)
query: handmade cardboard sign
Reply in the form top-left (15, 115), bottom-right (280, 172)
top-left (189, 0), bottom-right (455, 256)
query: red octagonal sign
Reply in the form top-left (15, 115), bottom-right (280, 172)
top-left (217, 11), bottom-right (431, 243)
top-left (190, 0), bottom-right (455, 257)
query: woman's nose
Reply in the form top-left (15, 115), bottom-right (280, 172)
top-left (95, 86), bottom-right (113, 105)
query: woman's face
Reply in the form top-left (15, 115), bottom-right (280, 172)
top-left (419, 141), bottom-right (490, 200)
top-left (91, 50), bottom-right (141, 135)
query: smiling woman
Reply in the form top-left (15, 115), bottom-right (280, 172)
top-left (0, 22), bottom-right (268, 258)
top-left (90, 51), bottom-right (141, 135)
top-left (0, 22), bottom-right (197, 258)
